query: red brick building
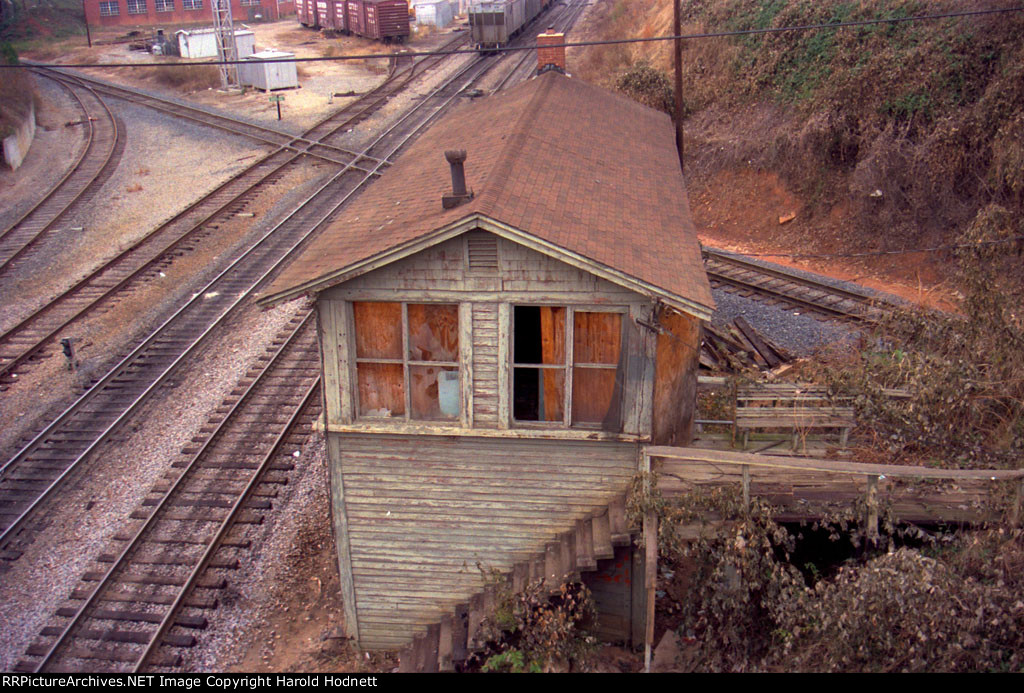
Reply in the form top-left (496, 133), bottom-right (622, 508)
top-left (83, 0), bottom-right (294, 28)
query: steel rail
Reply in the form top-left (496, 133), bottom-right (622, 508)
top-left (703, 247), bottom-right (895, 321)
top-left (35, 66), bottom-right (374, 168)
top-left (0, 46), bottom-right (495, 556)
top-left (0, 35), bottom-right (470, 383)
top-left (31, 314), bottom-right (317, 672)
top-left (0, 73), bottom-right (121, 273)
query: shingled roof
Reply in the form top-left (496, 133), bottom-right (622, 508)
top-left (259, 70), bottom-right (713, 319)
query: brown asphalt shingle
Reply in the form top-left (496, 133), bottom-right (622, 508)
top-left (261, 71), bottom-right (713, 316)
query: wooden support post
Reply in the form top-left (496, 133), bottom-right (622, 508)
top-left (741, 464), bottom-right (750, 514)
top-left (866, 474), bottom-right (879, 546)
top-left (642, 449), bottom-right (657, 673)
top-left (438, 614), bottom-right (454, 672)
top-left (451, 603), bottom-right (469, 665)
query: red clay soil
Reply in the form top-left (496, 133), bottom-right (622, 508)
top-left (689, 169), bottom-right (961, 313)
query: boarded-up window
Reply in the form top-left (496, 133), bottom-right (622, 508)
top-left (353, 302), bottom-right (460, 421)
top-left (512, 306), bottom-right (624, 430)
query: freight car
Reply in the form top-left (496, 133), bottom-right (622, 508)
top-left (299, 0), bottom-right (410, 42)
top-left (468, 0), bottom-right (550, 50)
top-left (298, 0), bottom-right (319, 27)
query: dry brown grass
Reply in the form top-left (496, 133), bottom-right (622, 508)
top-left (150, 63), bottom-right (222, 93)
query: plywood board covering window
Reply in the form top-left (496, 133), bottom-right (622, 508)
top-left (353, 302), bottom-right (460, 421)
top-left (512, 306), bottom-right (624, 431)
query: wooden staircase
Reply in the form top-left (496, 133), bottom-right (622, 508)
top-left (397, 495), bottom-right (636, 672)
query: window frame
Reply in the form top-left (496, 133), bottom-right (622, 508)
top-left (508, 304), bottom-right (628, 431)
top-left (351, 301), bottom-right (464, 424)
top-left (125, 0), bottom-right (147, 14)
top-left (154, 0), bottom-right (174, 12)
top-left (99, 1), bottom-right (120, 16)
top-left (182, 0), bottom-right (202, 10)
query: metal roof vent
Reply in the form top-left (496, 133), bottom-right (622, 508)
top-left (442, 149), bottom-right (473, 209)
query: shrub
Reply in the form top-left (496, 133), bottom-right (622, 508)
top-left (475, 575), bottom-right (597, 673)
top-left (615, 61), bottom-right (675, 115)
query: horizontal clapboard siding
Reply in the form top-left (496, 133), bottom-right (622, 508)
top-left (335, 434), bottom-right (637, 650)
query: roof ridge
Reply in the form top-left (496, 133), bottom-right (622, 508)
top-left (475, 74), bottom-right (558, 213)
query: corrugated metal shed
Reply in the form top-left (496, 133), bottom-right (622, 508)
top-left (175, 28), bottom-right (255, 60)
top-left (413, 0), bottom-right (453, 27)
top-left (238, 50), bottom-right (299, 91)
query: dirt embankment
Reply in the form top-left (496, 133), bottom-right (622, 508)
top-left (570, 0), bottom-right (1024, 309)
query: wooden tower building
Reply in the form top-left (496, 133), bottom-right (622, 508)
top-left (258, 69), bottom-right (714, 653)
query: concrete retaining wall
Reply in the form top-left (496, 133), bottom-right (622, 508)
top-left (2, 99), bottom-right (35, 171)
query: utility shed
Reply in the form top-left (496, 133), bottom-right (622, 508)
top-left (176, 28), bottom-right (255, 59)
top-left (238, 50), bottom-right (299, 91)
top-left (258, 69), bottom-right (713, 653)
top-left (413, 0), bottom-right (453, 27)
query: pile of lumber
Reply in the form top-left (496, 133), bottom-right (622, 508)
top-left (701, 316), bottom-right (791, 372)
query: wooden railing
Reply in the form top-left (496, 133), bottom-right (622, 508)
top-left (644, 446), bottom-right (1024, 530)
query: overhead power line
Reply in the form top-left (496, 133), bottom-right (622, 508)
top-left (2, 5), bottom-right (1023, 70)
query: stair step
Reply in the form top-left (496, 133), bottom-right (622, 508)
top-left (439, 613), bottom-right (454, 671)
top-left (451, 602), bottom-right (469, 665)
top-left (576, 518), bottom-right (596, 572)
top-left (608, 495), bottom-right (631, 545)
top-left (592, 509), bottom-right (615, 560)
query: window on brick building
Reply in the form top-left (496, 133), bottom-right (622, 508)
top-left (99, 1), bottom-right (120, 15)
top-left (182, 0), bottom-right (202, 9)
top-left (125, 0), bottom-right (147, 14)
top-left (154, 0), bottom-right (173, 12)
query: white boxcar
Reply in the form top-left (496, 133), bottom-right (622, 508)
top-left (414, 0), bottom-right (453, 27)
top-left (176, 28), bottom-right (256, 60)
top-left (238, 50), bottom-right (299, 91)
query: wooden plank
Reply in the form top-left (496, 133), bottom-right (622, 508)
top-left (733, 316), bottom-right (782, 368)
top-left (648, 446), bottom-right (1024, 480)
top-left (326, 434), bottom-right (361, 646)
top-left (460, 301), bottom-right (474, 429)
top-left (592, 510), bottom-right (614, 560)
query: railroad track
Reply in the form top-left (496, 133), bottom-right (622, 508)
top-left (0, 36), bottom-right (468, 387)
top-left (703, 246), bottom-right (899, 321)
top-left (34, 67), bottom-right (380, 168)
top-left (12, 313), bottom-right (321, 672)
top-left (5, 1), bottom-right (592, 669)
top-left (0, 72), bottom-right (124, 274)
top-left (0, 26), bottom-right (519, 568)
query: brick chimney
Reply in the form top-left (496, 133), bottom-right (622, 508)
top-left (537, 27), bottom-right (566, 74)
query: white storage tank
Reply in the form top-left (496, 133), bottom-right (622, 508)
top-left (176, 28), bottom-right (256, 60)
top-left (238, 50), bottom-right (299, 92)
top-left (413, 0), bottom-right (453, 27)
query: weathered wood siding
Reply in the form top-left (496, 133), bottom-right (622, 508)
top-left (321, 234), bottom-right (641, 301)
top-left (332, 433), bottom-right (638, 650)
top-left (319, 231), bottom-right (657, 433)
top-left (471, 302), bottom-right (500, 427)
top-left (652, 308), bottom-right (701, 445)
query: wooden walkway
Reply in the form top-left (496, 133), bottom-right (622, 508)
top-left (646, 446), bottom-right (1024, 526)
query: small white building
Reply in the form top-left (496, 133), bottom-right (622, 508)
top-left (413, 0), bottom-right (454, 27)
top-left (238, 50), bottom-right (299, 92)
top-left (176, 28), bottom-right (256, 60)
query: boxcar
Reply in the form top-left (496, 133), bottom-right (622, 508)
top-left (298, 0), bottom-right (319, 27)
top-left (361, 0), bottom-right (411, 42)
top-left (332, 0), bottom-right (350, 33)
top-left (315, 0), bottom-right (333, 30)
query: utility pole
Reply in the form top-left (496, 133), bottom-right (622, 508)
top-left (673, 0), bottom-right (684, 170)
top-left (82, 0), bottom-right (92, 48)
top-left (211, 0), bottom-right (239, 89)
